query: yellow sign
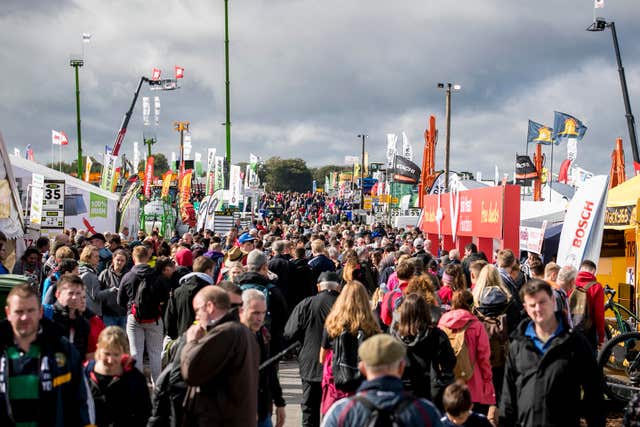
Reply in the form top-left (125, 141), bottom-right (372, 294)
top-left (378, 194), bottom-right (390, 203)
top-left (392, 197), bottom-right (399, 204)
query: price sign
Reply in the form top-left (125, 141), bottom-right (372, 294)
top-left (42, 180), bottom-right (65, 233)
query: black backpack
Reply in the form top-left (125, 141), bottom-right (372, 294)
top-left (332, 329), bottom-right (365, 392)
top-left (133, 273), bottom-right (162, 322)
top-left (343, 394), bottom-right (419, 427)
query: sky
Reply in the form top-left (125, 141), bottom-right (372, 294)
top-left (2, 0), bottom-right (640, 179)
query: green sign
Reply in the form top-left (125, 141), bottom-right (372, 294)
top-left (89, 193), bottom-right (107, 218)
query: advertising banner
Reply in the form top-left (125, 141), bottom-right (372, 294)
top-left (100, 154), bottom-right (118, 191)
top-left (89, 192), bottom-right (108, 218)
top-left (557, 175), bottom-right (609, 269)
top-left (206, 148), bottom-right (216, 195)
top-left (180, 170), bottom-right (193, 205)
top-left (392, 155), bottom-right (421, 184)
top-left (229, 165), bottom-right (241, 206)
top-left (214, 156), bottom-right (225, 192)
top-left (161, 171), bottom-right (173, 199)
top-left (29, 173), bottom-right (44, 227)
top-left (143, 156), bottom-right (155, 199)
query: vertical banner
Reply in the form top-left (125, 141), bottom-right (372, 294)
top-left (180, 170), bottom-right (193, 205)
top-left (100, 154), bottom-right (118, 191)
top-left (154, 96), bottom-right (161, 126)
top-left (249, 153), bottom-right (259, 188)
top-left (214, 156), bottom-right (225, 191)
top-left (142, 97), bottom-right (150, 125)
top-left (556, 175), bottom-right (609, 269)
top-left (143, 156), bottom-right (155, 199)
top-left (170, 152), bottom-right (177, 171)
top-left (84, 156), bottom-right (93, 182)
top-left (229, 165), bottom-right (241, 206)
top-left (386, 133), bottom-right (397, 168)
top-left (195, 152), bottom-right (203, 176)
top-left (112, 167), bottom-right (120, 192)
top-left (161, 171), bottom-right (173, 199)
top-left (206, 148), bottom-right (216, 195)
top-left (133, 141), bottom-right (140, 172)
top-left (244, 165), bottom-right (251, 190)
top-left (29, 173), bottom-right (44, 228)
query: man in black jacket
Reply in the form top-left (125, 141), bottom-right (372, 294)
top-left (500, 279), bottom-right (605, 427)
top-left (307, 240), bottom-right (335, 293)
top-left (236, 250), bottom-right (288, 355)
top-left (288, 247), bottom-right (315, 309)
top-left (51, 274), bottom-right (91, 359)
top-left (284, 271), bottom-right (340, 427)
top-left (165, 256), bottom-right (215, 339)
top-left (268, 240), bottom-right (292, 298)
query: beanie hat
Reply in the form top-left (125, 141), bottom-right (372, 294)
top-left (176, 247), bottom-right (193, 268)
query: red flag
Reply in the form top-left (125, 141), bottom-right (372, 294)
top-left (51, 130), bottom-right (69, 146)
top-left (143, 156), bottom-right (155, 199)
top-left (175, 66), bottom-right (184, 79)
top-left (151, 68), bottom-right (161, 81)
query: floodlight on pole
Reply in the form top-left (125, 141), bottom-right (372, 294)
top-left (70, 57), bottom-right (84, 178)
top-left (437, 82), bottom-right (461, 191)
top-left (587, 17), bottom-right (640, 173)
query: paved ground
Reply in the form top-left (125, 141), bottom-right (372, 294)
top-left (279, 360), bottom-right (303, 427)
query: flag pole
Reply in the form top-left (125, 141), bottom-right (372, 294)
top-left (549, 143), bottom-right (554, 202)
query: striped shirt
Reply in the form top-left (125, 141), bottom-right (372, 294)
top-left (7, 344), bottom-right (40, 427)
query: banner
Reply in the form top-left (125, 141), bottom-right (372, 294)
top-left (556, 175), bottom-right (608, 269)
top-left (100, 154), bottom-right (118, 191)
top-left (206, 148), bottom-right (216, 195)
top-left (519, 221), bottom-right (548, 254)
top-left (515, 155), bottom-right (537, 186)
top-left (29, 173), bottom-right (44, 227)
top-left (527, 120), bottom-right (553, 145)
top-left (553, 111), bottom-right (587, 142)
top-left (118, 176), bottom-right (141, 213)
top-left (386, 134), bottom-right (397, 168)
top-left (154, 96), bottom-right (160, 126)
top-left (161, 170), bottom-right (173, 199)
top-left (401, 132), bottom-right (413, 161)
top-left (51, 130), bottom-right (69, 146)
top-left (180, 170), bottom-right (193, 205)
top-left (249, 153), bottom-right (260, 188)
top-left (214, 156), bottom-right (225, 191)
top-left (143, 156), bottom-right (155, 199)
top-left (392, 155), bottom-right (421, 184)
top-left (229, 165), bottom-right (241, 206)
top-left (84, 156), bottom-right (92, 182)
top-left (195, 152), bottom-right (203, 176)
top-left (133, 141), bottom-right (140, 172)
top-left (175, 66), bottom-right (185, 79)
top-left (112, 167), bottom-right (120, 192)
top-left (142, 97), bottom-right (150, 125)
top-left (89, 192), bottom-right (108, 218)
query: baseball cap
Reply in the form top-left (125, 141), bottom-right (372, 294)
top-left (358, 334), bottom-right (406, 367)
top-left (317, 271), bottom-right (340, 284)
top-left (89, 233), bottom-right (106, 243)
top-left (413, 238), bottom-right (424, 249)
top-left (238, 233), bottom-right (256, 244)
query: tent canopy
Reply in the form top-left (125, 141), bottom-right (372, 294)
top-left (607, 174), bottom-right (640, 207)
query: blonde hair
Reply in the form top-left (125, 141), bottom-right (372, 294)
top-left (472, 264), bottom-right (512, 306)
top-left (325, 281), bottom-right (380, 338)
top-left (96, 326), bottom-right (129, 355)
top-left (80, 245), bottom-right (99, 263)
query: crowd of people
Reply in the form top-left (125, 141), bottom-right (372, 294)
top-left (0, 190), bottom-right (633, 426)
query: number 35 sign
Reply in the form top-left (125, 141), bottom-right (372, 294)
top-left (41, 180), bottom-right (65, 231)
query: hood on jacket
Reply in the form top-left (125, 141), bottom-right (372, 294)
top-left (438, 309), bottom-right (477, 330)
top-left (236, 271), bottom-right (271, 286)
top-left (204, 251), bottom-right (224, 260)
top-left (130, 263), bottom-right (156, 278)
top-left (78, 263), bottom-right (97, 275)
top-left (179, 272), bottom-right (214, 286)
top-left (397, 327), bottom-right (434, 347)
top-left (576, 271), bottom-right (597, 287)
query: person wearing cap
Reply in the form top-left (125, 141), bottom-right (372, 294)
top-left (412, 237), bottom-right (432, 268)
top-left (321, 334), bottom-right (443, 427)
top-left (238, 232), bottom-right (256, 265)
top-left (284, 271), bottom-right (340, 427)
top-left (89, 232), bottom-right (113, 274)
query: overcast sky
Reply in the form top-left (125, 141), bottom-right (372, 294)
top-left (2, 0), bottom-right (640, 178)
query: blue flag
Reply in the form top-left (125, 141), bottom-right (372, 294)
top-left (553, 111), bottom-right (587, 142)
top-left (527, 120), bottom-right (554, 145)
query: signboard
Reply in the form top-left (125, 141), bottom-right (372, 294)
top-left (519, 221), bottom-right (548, 254)
top-left (41, 180), bottom-right (65, 232)
top-left (89, 192), bottom-right (108, 218)
top-left (29, 173), bottom-right (44, 228)
top-left (604, 205), bottom-right (636, 229)
top-left (100, 154), bottom-right (118, 191)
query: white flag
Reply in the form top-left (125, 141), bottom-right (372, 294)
top-left (183, 132), bottom-right (192, 160)
top-left (133, 141), bottom-right (140, 171)
top-left (401, 132), bottom-right (413, 161)
top-left (13, 148), bottom-right (20, 157)
top-left (52, 130), bottom-right (69, 146)
top-left (386, 134), bottom-right (397, 168)
top-left (594, 0), bottom-right (604, 8)
top-left (142, 97), bottom-right (150, 125)
top-left (82, 33), bottom-right (92, 43)
top-left (154, 96), bottom-right (161, 126)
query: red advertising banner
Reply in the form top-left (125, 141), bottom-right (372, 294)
top-left (143, 156), bottom-right (155, 199)
top-left (160, 171), bottom-right (173, 199)
top-left (419, 185), bottom-right (520, 253)
top-left (180, 170), bottom-right (193, 205)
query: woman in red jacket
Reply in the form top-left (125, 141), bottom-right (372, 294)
top-left (438, 290), bottom-right (496, 419)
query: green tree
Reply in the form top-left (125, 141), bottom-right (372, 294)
top-left (309, 165), bottom-right (351, 184)
top-left (138, 152), bottom-right (170, 175)
top-left (262, 157), bottom-right (312, 192)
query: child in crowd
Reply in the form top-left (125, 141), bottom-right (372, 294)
top-left (441, 382), bottom-right (494, 427)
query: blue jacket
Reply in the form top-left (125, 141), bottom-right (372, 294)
top-left (321, 376), bottom-right (443, 427)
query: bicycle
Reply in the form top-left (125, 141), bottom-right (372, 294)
top-left (598, 285), bottom-right (640, 403)
top-left (603, 284), bottom-right (638, 340)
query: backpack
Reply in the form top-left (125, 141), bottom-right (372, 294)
top-left (568, 281), bottom-right (597, 333)
top-left (340, 393), bottom-right (423, 427)
top-left (440, 321), bottom-right (474, 382)
top-left (332, 329), bottom-right (365, 392)
top-left (132, 274), bottom-right (162, 322)
top-left (386, 288), bottom-right (405, 317)
top-left (475, 310), bottom-right (509, 368)
top-left (240, 282), bottom-right (277, 329)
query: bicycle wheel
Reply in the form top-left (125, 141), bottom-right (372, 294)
top-left (598, 331), bottom-right (640, 403)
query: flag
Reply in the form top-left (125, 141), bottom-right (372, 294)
top-left (133, 141), bottom-right (140, 172)
top-left (401, 132), bottom-right (413, 161)
top-left (161, 170), bottom-right (173, 199)
top-left (105, 145), bottom-right (112, 155)
top-left (143, 156), bottom-right (155, 199)
top-left (25, 145), bottom-right (34, 161)
top-left (154, 96), bottom-right (161, 126)
top-left (595, 0), bottom-right (604, 8)
top-left (206, 148), bottom-right (216, 195)
top-left (13, 148), bottom-right (20, 157)
top-left (151, 68), bottom-right (161, 81)
top-left (527, 120), bottom-right (554, 145)
top-left (142, 97), bottom-right (150, 125)
top-left (553, 111), bottom-right (588, 142)
top-left (84, 156), bottom-right (93, 182)
top-left (51, 130), bottom-right (69, 146)
top-left (175, 66), bottom-right (184, 79)
top-left (515, 154), bottom-right (537, 186)
top-left (82, 33), bottom-right (92, 43)
top-left (214, 156), bottom-right (225, 191)
top-left (392, 155), bottom-right (421, 184)
top-left (386, 134), bottom-right (397, 168)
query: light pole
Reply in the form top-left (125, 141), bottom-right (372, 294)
top-left (357, 134), bottom-right (367, 209)
top-left (70, 57), bottom-right (84, 178)
top-left (588, 18), bottom-right (640, 173)
top-left (437, 82), bottom-right (461, 192)
top-left (224, 0), bottom-right (232, 181)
